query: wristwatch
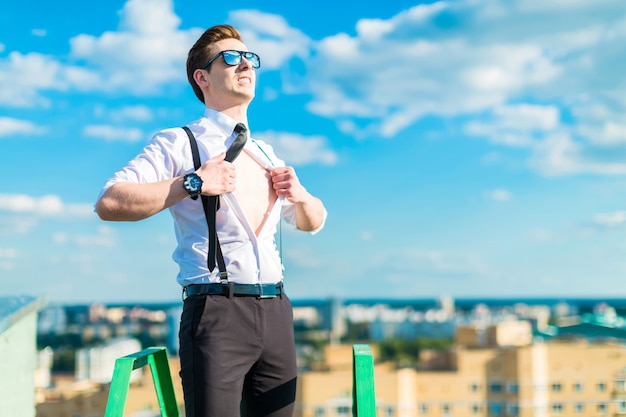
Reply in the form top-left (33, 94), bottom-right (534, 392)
top-left (183, 173), bottom-right (203, 200)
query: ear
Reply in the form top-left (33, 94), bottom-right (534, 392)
top-left (193, 68), bottom-right (209, 89)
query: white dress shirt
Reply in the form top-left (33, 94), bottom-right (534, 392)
top-left (99, 107), bottom-right (325, 287)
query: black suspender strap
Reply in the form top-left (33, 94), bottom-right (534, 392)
top-left (181, 126), bottom-right (228, 282)
top-left (185, 126), bottom-right (201, 175)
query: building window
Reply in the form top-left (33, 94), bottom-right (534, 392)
top-left (470, 404), bottom-right (481, 414)
top-left (618, 401), bottom-right (626, 414)
top-left (574, 403), bottom-right (584, 414)
top-left (597, 382), bottom-right (607, 392)
top-left (617, 379), bottom-right (626, 392)
top-left (419, 404), bottom-right (429, 415)
top-left (489, 382), bottom-right (504, 393)
top-left (551, 383), bottom-right (562, 392)
top-left (442, 404), bottom-right (451, 417)
top-left (490, 402), bottom-right (503, 416)
top-left (336, 406), bottom-right (350, 415)
top-left (382, 406), bottom-right (394, 417)
top-left (507, 383), bottom-right (519, 394)
top-left (314, 407), bottom-right (326, 417)
top-left (598, 403), bottom-right (607, 414)
top-left (573, 382), bottom-right (583, 392)
top-left (470, 382), bottom-right (480, 392)
top-left (551, 403), bottom-right (563, 414)
top-left (507, 403), bottom-right (519, 416)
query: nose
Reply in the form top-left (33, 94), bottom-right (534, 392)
top-left (239, 55), bottom-right (252, 70)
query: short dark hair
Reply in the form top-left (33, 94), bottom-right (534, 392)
top-left (186, 25), bottom-right (243, 103)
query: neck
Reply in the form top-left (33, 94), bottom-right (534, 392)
top-left (205, 100), bottom-right (250, 122)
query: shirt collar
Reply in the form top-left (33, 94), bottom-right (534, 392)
top-left (203, 107), bottom-right (249, 138)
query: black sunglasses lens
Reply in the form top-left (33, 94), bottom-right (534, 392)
top-left (222, 51), bottom-right (242, 65)
top-left (244, 53), bottom-right (260, 68)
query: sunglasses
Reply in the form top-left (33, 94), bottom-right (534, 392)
top-left (202, 50), bottom-right (261, 70)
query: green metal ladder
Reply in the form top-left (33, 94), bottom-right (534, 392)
top-left (352, 344), bottom-right (377, 417)
top-left (104, 344), bottom-right (376, 417)
top-left (104, 346), bottom-right (179, 417)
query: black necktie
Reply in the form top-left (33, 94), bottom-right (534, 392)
top-left (208, 123), bottom-right (248, 274)
top-left (225, 123), bottom-right (247, 162)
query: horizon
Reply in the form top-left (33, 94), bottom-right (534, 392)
top-left (34, 295), bottom-right (626, 309)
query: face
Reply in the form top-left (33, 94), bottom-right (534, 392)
top-left (200, 38), bottom-right (257, 108)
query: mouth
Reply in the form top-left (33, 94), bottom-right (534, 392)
top-left (238, 76), bottom-right (252, 85)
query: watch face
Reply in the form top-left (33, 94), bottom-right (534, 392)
top-left (184, 173), bottom-right (202, 195)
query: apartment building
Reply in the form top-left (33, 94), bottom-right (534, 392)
top-left (296, 322), bottom-right (626, 417)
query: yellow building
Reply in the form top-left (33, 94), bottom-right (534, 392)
top-left (297, 323), bottom-right (626, 417)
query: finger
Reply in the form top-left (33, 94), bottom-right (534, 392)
top-left (271, 167), bottom-right (291, 176)
top-left (210, 152), bottom-right (227, 161)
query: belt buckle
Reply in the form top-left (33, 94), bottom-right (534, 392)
top-left (257, 283), bottom-right (278, 299)
top-left (256, 284), bottom-right (274, 299)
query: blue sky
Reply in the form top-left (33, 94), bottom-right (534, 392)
top-left (1, 0), bottom-right (626, 304)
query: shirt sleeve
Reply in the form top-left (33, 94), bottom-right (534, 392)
top-left (97, 128), bottom-right (184, 198)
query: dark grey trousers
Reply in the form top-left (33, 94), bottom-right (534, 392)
top-left (179, 292), bottom-right (297, 417)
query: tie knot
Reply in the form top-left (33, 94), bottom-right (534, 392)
top-left (234, 123), bottom-right (247, 134)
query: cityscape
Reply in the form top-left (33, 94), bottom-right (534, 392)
top-left (5, 295), bottom-right (626, 416)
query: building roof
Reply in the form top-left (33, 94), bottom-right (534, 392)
top-left (557, 322), bottom-right (626, 340)
top-left (0, 295), bottom-right (46, 335)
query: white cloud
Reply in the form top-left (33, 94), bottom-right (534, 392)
top-left (529, 228), bottom-right (553, 243)
top-left (68, 0), bottom-right (201, 94)
top-left (0, 0), bottom-right (202, 107)
top-left (305, 1), bottom-right (579, 137)
top-left (110, 105), bottom-right (153, 122)
top-left (494, 104), bottom-right (560, 131)
top-left (254, 131), bottom-right (337, 165)
top-left (0, 52), bottom-right (61, 107)
top-left (0, 261), bottom-right (14, 271)
top-left (360, 230), bottom-right (374, 241)
top-left (32, 29), bottom-right (47, 37)
top-left (529, 133), bottom-right (626, 176)
top-left (484, 189), bottom-right (512, 202)
top-left (578, 121), bottom-right (626, 146)
top-left (465, 103), bottom-right (560, 147)
top-left (0, 248), bottom-right (17, 258)
top-left (83, 124), bottom-right (144, 142)
top-left (0, 117), bottom-right (46, 137)
top-left (0, 194), bottom-right (94, 218)
top-left (54, 225), bottom-right (117, 247)
top-left (593, 211), bottom-right (626, 227)
top-left (296, 0), bottom-right (626, 177)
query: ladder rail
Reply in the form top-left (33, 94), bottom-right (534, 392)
top-left (352, 344), bottom-right (376, 417)
top-left (104, 346), bottom-right (180, 417)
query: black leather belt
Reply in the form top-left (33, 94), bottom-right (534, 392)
top-left (183, 282), bottom-right (283, 300)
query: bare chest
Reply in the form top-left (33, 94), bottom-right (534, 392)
top-left (232, 152), bottom-right (277, 235)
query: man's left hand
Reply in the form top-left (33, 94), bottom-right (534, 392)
top-left (270, 167), bottom-right (308, 203)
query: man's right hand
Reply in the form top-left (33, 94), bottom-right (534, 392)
top-left (196, 152), bottom-right (237, 196)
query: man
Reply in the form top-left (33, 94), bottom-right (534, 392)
top-left (96, 24), bottom-right (326, 417)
